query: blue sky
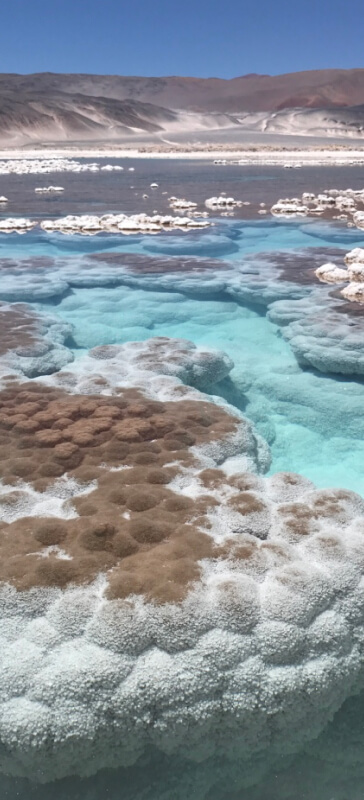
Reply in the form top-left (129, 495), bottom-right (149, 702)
top-left (1, 0), bottom-right (363, 77)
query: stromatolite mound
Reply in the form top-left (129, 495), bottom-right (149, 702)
top-left (0, 301), bottom-right (73, 379)
top-left (89, 337), bottom-right (234, 390)
top-left (0, 379), bottom-right (258, 599)
top-left (0, 370), bottom-right (364, 783)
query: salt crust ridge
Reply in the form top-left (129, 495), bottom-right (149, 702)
top-left (0, 213), bottom-right (211, 235)
top-left (271, 187), bottom-right (364, 222)
top-left (3, 691), bottom-right (364, 800)
top-left (316, 246), bottom-right (364, 304)
top-left (4, 690), bottom-right (364, 800)
top-left (0, 158), bottom-right (121, 175)
top-left (40, 213), bottom-right (211, 235)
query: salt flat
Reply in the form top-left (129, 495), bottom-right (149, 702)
top-left (2, 144), bottom-right (364, 165)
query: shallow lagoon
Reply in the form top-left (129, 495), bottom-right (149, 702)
top-left (2, 184), bottom-right (364, 799)
top-left (16, 216), bottom-right (364, 495)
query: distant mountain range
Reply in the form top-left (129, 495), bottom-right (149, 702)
top-left (2, 69), bottom-right (364, 145)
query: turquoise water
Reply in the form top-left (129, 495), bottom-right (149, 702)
top-left (42, 281), bottom-right (364, 493)
top-left (9, 217), bottom-right (361, 495)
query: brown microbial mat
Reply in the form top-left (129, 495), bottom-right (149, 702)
top-left (87, 251), bottom-right (231, 274)
top-left (0, 302), bottom-right (44, 357)
top-left (0, 380), bottom-right (242, 601)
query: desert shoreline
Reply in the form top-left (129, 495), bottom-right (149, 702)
top-left (1, 145), bottom-right (364, 165)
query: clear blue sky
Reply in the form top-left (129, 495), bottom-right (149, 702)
top-left (1, 0), bottom-right (363, 78)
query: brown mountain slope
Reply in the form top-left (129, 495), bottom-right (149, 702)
top-left (2, 70), bottom-right (364, 145)
top-left (2, 69), bottom-right (364, 112)
top-left (0, 89), bottom-right (241, 145)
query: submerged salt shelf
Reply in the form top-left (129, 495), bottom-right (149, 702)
top-left (4, 216), bottom-right (361, 494)
top-left (2, 210), bottom-right (364, 800)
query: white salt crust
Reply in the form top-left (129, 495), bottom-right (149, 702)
top-left (0, 329), bottom-right (361, 781)
top-left (1, 473), bottom-right (364, 782)
top-left (0, 158), bottom-right (120, 175)
top-left (271, 187), bottom-right (364, 224)
top-left (0, 477), bottom-right (97, 524)
top-left (40, 213), bottom-right (211, 235)
top-left (41, 336), bottom-right (235, 400)
top-left (316, 246), bottom-right (364, 304)
top-left (0, 343), bottom-right (363, 783)
top-left (2, 234), bottom-right (364, 783)
top-left (0, 214), bottom-right (211, 235)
